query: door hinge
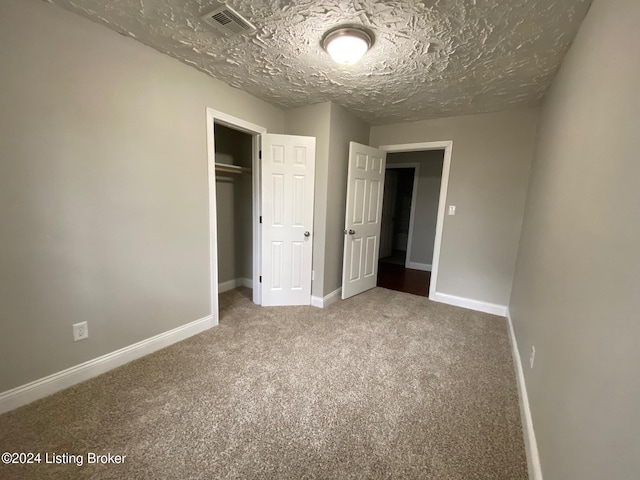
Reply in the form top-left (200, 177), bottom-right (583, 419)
top-left (259, 276), bottom-right (262, 283)
top-left (259, 216), bottom-right (262, 224)
top-left (259, 150), bottom-right (262, 160)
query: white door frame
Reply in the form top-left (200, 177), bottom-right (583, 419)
top-left (378, 141), bottom-right (453, 299)
top-left (384, 163), bottom-right (421, 269)
top-left (206, 108), bottom-right (267, 324)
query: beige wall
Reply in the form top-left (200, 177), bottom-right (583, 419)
top-left (387, 151), bottom-right (444, 267)
top-left (324, 103), bottom-right (371, 296)
top-left (370, 108), bottom-right (538, 306)
top-left (214, 124), bottom-right (253, 284)
top-left (0, 0), bottom-right (284, 392)
top-left (509, 0), bottom-right (640, 478)
top-left (283, 102), bottom-right (332, 298)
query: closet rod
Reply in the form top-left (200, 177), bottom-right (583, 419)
top-left (214, 163), bottom-right (251, 175)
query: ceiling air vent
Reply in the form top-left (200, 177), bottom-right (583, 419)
top-left (201, 4), bottom-right (256, 35)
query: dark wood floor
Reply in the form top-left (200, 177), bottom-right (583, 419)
top-left (377, 260), bottom-right (431, 297)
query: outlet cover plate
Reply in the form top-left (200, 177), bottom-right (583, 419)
top-left (73, 321), bottom-right (89, 342)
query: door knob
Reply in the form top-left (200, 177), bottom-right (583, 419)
top-left (348, 229), bottom-right (355, 235)
top-left (304, 231), bottom-right (310, 237)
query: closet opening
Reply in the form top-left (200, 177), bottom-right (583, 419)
top-left (214, 122), bottom-right (256, 314)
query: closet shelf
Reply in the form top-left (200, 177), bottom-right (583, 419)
top-left (215, 163), bottom-right (251, 175)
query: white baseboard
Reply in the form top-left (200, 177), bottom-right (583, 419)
top-left (219, 277), bottom-right (253, 293)
top-left (311, 287), bottom-right (342, 308)
top-left (0, 315), bottom-right (214, 415)
top-left (506, 309), bottom-right (543, 480)
top-left (406, 261), bottom-right (432, 271)
top-left (431, 291), bottom-right (508, 316)
top-left (218, 279), bottom-right (237, 293)
top-left (323, 288), bottom-right (342, 308)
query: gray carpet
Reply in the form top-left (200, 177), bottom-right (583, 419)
top-left (0, 287), bottom-right (527, 479)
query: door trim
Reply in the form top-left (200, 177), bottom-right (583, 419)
top-left (206, 108), bottom-right (266, 323)
top-left (378, 141), bottom-right (452, 300)
top-left (384, 163), bottom-right (420, 269)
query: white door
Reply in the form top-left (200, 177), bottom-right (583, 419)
top-left (379, 169), bottom-right (398, 259)
top-left (342, 142), bottom-right (387, 300)
top-left (261, 134), bottom-right (315, 306)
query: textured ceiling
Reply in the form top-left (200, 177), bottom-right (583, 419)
top-left (46, 0), bottom-right (591, 125)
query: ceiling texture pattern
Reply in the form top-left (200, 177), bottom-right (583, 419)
top-left (46, 0), bottom-right (591, 125)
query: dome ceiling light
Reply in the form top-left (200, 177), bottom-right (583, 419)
top-left (321, 26), bottom-right (374, 65)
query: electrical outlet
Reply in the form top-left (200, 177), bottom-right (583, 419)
top-left (73, 321), bottom-right (89, 342)
top-left (529, 346), bottom-right (536, 368)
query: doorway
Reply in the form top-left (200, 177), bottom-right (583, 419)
top-left (206, 108), bottom-right (265, 324)
top-left (376, 143), bottom-right (451, 299)
top-left (377, 163), bottom-right (430, 296)
top-left (213, 123), bottom-right (254, 300)
top-left (207, 109), bottom-right (317, 323)
top-left (379, 164), bottom-right (419, 266)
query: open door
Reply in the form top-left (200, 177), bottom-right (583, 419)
top-left (261, 134), bottom-right (316, 306)
top-left (342, 142), bottom-right (387, 300)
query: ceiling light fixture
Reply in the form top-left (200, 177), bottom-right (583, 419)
top-left (321, 26), bottom-right (374, 65)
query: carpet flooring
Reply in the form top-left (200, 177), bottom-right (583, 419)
top-left (0, 287), bottom-right (527, 480)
